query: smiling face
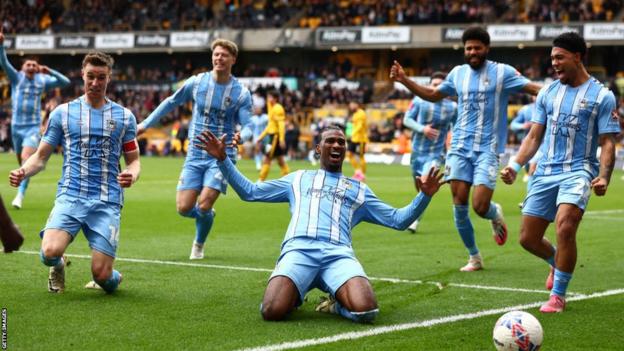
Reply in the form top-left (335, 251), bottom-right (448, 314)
top-left (551, 46), bottom-right (582, 85)
top-left (463, 39), bottom-right (489, 69)
top-left (21, 59), bottom-right (38, 78)
top-left (82, 63), bottom-right (110, 103)
top-left (212, 45), bottom-right (236, 75)
top-left (317, 128), bottom-right (346, 173)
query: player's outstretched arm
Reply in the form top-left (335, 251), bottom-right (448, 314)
top-left (9, 142), bottom-right (54, 187)
top-left (390, 61), bottom-right (446, 102)
top-left (522, 82), bottom-right (542, 96)
top-left (40, 65), bottom-right (71, 89)
top-left (591, 133), bottom-right (617, 196)
top-left (501, 123), bottom-right (545, 185)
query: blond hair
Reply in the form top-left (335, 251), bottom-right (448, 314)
top-left (211, 39), bottom-right (238, 57)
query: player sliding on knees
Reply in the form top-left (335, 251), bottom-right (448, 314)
top-left (9, 51), bottom-right (140, 294)
top-left (195, 126), bottom-right (445, 323)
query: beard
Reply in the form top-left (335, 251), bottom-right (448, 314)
top-left (464, 53), bottom-right (487, 69)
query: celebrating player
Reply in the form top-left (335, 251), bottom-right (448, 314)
top-left (0, 30), bottom-right (70, 209)
top-left (195, 126), bottom-right (444, 323)
top-left (9, 51), bottom-right (140, 293)
top-left (391, 26), bottom-right (542, 271)
top-left (501, 32), bottom-right (620, 313)
top-left (138, 39), bottom-right (252, 260)
top-left (402, 71), bottom-right (457, 233)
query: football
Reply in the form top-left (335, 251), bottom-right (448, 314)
top-left (493, 311), bottom-right (543, 351)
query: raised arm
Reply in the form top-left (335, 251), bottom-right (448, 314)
top-left (140, 76), bottom-right (195, 130)
top-left (195, 130), bottom-right (291, 202)
top-left (0, 33), bottom-right (19, 83)
top-left (40, 65), bottom-right (71, 90)
top-left (390, 61), bottom-right (447, 102)
top-left (356, 167), bottom-right (444, 230)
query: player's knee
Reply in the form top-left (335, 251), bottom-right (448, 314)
top-left (197, 203), bottom-right (213, 213)
top-left (472, 202), bottom-right (489, 217)
top-left (41, 243), bottom-right (64, 259)
top-left (176, 202), bottom-right (194, 216)
top-left (260, 302), bottom-right (289, 321)
top-left (518, 232), bottom-right (535, 251)
top-left (91, 263), bottom-right (112, 283)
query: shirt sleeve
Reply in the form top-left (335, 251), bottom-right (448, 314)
top-left (141, 76), bottom-right (196, 128)
top-left (41, 107), bottom-right (63, 147)
top-left (0, 46), bottom-right (19, 83)
top-left (43, 69), bottom-right (71, 90)
top-left (503, 64), bottom-right (530, 93)
top-left (532, 87), bottom-right (548, 125)
top-left (123, 110), bottom-right (138, 144)
top-left (354, 189), bottom-right (431, 230)
top-left (437, 66), bottom-right (459, 97)
top-left (510, 106), bottom-right (528, 131)
top-left (597, 91), bottom-right (621, 135)
top-left (403, 98), bottom-right (425, 133)
top-left (218, 157), bottom-right (293, 202)
top-left (237, 88), bottom-right (253, 128)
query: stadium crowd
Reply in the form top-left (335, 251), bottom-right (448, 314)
top-left (1, 0), bottom-right (622, 34)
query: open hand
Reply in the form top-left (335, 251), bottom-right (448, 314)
top-left (415, 166), bottom-right (445, 197)
top-left (196, 130), bottom-right (227, 161)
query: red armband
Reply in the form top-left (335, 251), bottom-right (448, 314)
top-left (123, 139), bottom-right (138, 152)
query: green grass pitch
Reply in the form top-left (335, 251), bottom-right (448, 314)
top-left (1, 153), bottom-right (623, 350)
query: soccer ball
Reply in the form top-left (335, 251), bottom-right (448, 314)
top-left (493, 311), bottom-right (543, 351)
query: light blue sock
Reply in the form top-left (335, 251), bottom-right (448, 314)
top-left (194, 207), bottom-right (215, 244)
top-left (39, 250), bottom-right (62, 267)
top-left (335, 301), bottom-right (378, 323)
top-left (179, 206), bottom-right (199, 219)
top-left (483, 202), bottom-right (499, 220)
top-left (454, 205), bottom-right (479, 255)
top-left (544, 246), bottom-right (556, 267)
top-left (96, 270), bottom-right (121, 293)
top-left (18, 177), bottom-right (29, 195)
top-left (255, 153), bottom-right (263, 169)
top-left (552, 269), bottom-right (572, 297)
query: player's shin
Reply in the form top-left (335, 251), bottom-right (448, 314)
top-left (453, 205), bottom-right (478, 255)
top-left (335, 302), bottom-right (378, 323)
top-left (195, 207), bottom-right (215, 244)
top-left (95, 269), bottom-right (122, 293)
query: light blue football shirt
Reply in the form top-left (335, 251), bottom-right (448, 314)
top-left (533, 78), bottom-right (620, 177)
top-left (0, 47), bottom-right (70, 127)
top-left (42, 96), bottom-right (137, 205)
top-left (510, 103), bottom-right (535, 141)
top-left (141, 71), bottom-right (252, 161)
top-left (438, 60), bottom-right (529, 154)
top-left (403, 96), bottom-right (457, 158)
top-left (217, 157), bottom-right (432, 247)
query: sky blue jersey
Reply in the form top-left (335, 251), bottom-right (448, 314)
top-left (42, 96), bottom-right (137, 205)
top-left (438, 60), bottom-right (529, 154)
top-left (510, 103), bottom-right (535, 141)
top-left (241, 113), bottom-right (269, 142)
top-left (403, 96), bottom-right (457, 158)
top-left (0, 47), bottom-right (70, 127)
top-left (217, 157), bottom-right (432, 247)
top-left (141, 72), bottom-right (252, 161)
top-left (533, 78), bottom-right (620, 177)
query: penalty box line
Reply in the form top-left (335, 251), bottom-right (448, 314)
top-left (17, 250), bottom-right (573, 296)
top-left (237, 288), bottom-right (624, 351)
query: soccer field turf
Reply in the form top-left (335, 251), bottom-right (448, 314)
top-left (1, 154), bottom-right (623, 350)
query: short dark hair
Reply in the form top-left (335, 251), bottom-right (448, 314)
top-left (430, 71), bottom-right (447, 81)
top-left (82, 51), bottom-right (114, 70)
top-left (267, 89), bottom-right (280, 99)
top-left (319, 125), bottom-right (344, 140)
top-left (553, 32), bottom-right (586, 57)
top-left (462, 26), bottom-right (490, 46)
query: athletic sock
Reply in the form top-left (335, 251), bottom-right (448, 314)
top-left (194, 206), bottom-right (215, 244)
top-left (544, 246), bottom-right (556, 267)
top-left (97, 270), bottom-right (122, 293)
top-left (454, 205), bottom-right (479, 255)
top-left (483, 202), bottom-right (499, 220)
top-left (259, 164), bottom-right (270, 181)
top-left (280, 163), bottom-right (290, 176)
top-left (552, 269), bottom-right (572, 298)
top-left (18, 177), bottom-right (29, 196)
top-left (40, 250), bottom-right (63, 269)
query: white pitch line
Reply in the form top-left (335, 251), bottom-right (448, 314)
top-left (238, 288), bottom-right (624, 351)
top-left (584, 209), bottom-right (624, 215)
top-left (16, 250), bottom-right (571, 295)
top-left (582, 216), bottom-right (624, 221)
